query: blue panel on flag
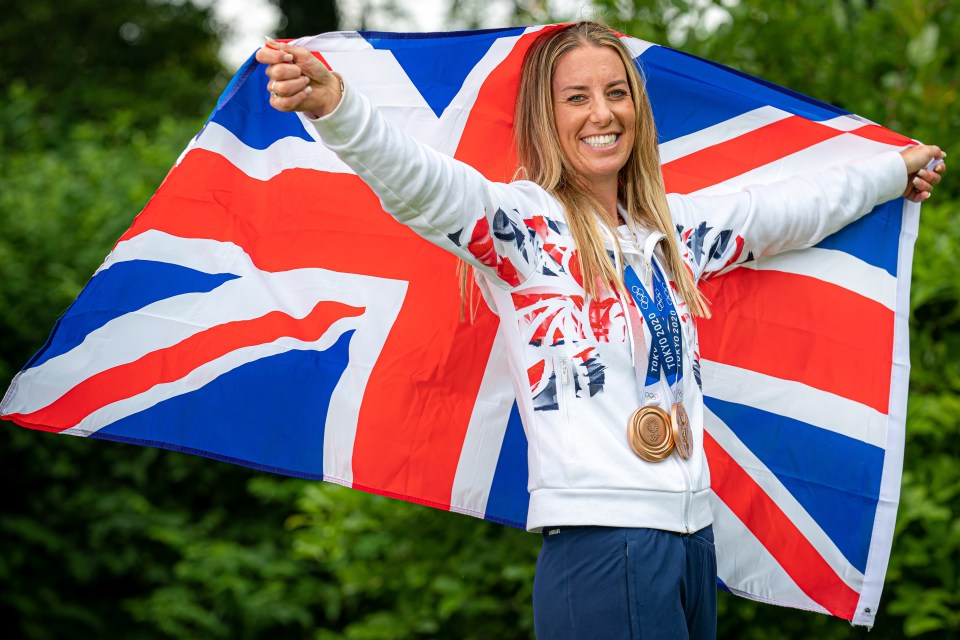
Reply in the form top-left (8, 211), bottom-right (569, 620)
top-left (639, 47), bottom-right (848, 144)
top-left (27, 260), bottom-right (239, 370)
top-left (94, 331), bottom-right (354, 478)
top-left (213, 53), bottom-right (257, 112)
top-left (705, 397), bottom-right (882, 573)
top-left (484, 401), bottom-right (530, 529)
top-left (209, 59), bottom-right (315, 150)
top-left (362, 28), bottom-right (525, 118)
top-left (815, 199), bottom-right (902, 276)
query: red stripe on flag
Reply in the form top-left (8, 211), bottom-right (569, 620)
top-left (11, 301), bottom-right (364, 432)
top-left (704, 430), bottom-right (860, 620)
top-left (698, 268), bottom-right (893, 412)
top-left (662, 116), bottom-right (843, 194)
top-left (849, 124), bottom-right (913, 147)
top-left (118, 151), bottom-right (503, 508)
top-left (350, 29), bottom-right (545, 503)
top-left (453, 29), bottom-right (547, 177)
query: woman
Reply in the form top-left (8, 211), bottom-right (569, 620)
top-left (257, 22), bottom-right (945, 639)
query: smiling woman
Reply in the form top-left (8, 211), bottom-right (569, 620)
top-left (512, 23), bottom-right (706, 317)
top-left (551, 46), bottom-right (637, 213)
top-left (255, 20), bottom-right (944, 640)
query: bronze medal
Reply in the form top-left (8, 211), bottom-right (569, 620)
top-left (627, 406), bottom-right (674, 462)
top-left (671, 402), bottom-right (693, 459)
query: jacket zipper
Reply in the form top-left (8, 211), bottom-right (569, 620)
top-left (557, 357), bottom-right (571, 422)
top-left (675, 454), bottom-right (693, 533)
top-left (557, 357), bottom-right (575, 461)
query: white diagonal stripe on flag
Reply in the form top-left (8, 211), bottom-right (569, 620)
top-left (701, 359), bottom-right (887, 447)
top-left (450, 330), bottom-right (517, 518)
top-left (739, 247), bottom-right (897, 310)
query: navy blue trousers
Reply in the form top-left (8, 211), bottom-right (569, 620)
top-left (533, 526), bottom-right (717, 640)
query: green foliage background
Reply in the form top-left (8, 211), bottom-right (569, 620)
top-left (1, 1), bottom-right (956, 638)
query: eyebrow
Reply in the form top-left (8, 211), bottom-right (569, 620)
top-left (557, 79), bottom-right (628, 93)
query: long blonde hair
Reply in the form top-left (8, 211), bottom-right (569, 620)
top-left (462, 21), bottom-right (709, 318)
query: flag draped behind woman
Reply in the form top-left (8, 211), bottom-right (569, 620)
top-left (0, 25), bottom-right (918, 627)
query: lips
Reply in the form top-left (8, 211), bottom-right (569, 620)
top-left (581, 133), bottom-right (619, 148)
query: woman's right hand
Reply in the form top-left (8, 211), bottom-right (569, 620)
top-left (255, 37), bottom-right (343, 119)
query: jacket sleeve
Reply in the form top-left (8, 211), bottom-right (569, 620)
top-left (307, 84), bottom-right (546, 290)
top-left (666, 151), bottom-right (907, 281)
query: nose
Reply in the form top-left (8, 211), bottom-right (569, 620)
top-left (590, 93), bottom-right (613, 126)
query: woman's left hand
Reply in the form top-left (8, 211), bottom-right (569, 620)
top-left (256, 37), bottom-right (343, 119)
top-left (900, 144), bottom-right (946, 203)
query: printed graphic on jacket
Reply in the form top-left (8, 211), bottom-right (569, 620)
top-left (513, 217), bottom-right (628, 407)
top-left (677, 221), bottom-right (752, 276)
top-left (528, 349), bottom-right (607, 412)
top-left (447, 208), bottom-right (539, 287)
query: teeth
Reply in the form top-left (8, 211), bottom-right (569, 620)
top-left (582, 134), bottom-right (618, 147)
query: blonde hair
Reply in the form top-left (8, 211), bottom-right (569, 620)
top-left (461, 21), bottom-right (709, 319)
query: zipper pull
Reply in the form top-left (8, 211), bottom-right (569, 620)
top-left (559, 359), bottom-right (569, 385)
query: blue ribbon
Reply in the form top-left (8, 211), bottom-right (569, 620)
top-left (624, 261), bottom-right (683, 391)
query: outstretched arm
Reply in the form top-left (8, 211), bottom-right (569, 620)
top-left (670, 144), bottom-right (947, 281)
top-left (254, 38), bottom-right (547, 290)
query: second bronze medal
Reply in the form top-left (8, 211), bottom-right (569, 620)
top-left (670, 402), bottom-right (693, 459)
top-left (628, 406), bottom-right (675, 462)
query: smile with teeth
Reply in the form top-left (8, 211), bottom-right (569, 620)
top-left (581, 133), bottom-right (619, 148)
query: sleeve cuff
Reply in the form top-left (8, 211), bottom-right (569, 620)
top-left (875, 150), bottom-right (909, 203)
top-left (304, 80), bottom-right (363, 149)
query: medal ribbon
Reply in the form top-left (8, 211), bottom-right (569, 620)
top-left (624, 260), bottom-right (683, 404)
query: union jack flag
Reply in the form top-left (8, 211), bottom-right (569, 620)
top-left (0, 25), bottom-right (918, 626)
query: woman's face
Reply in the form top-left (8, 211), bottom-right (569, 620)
top-left (551, 45), bottom-right (636, 195)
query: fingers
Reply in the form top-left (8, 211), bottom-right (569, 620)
top-left (257, 41), bottom-right (302, 99)
top-left (263, 38), bottom-right (331, 81)
top-left (927, 154), bottom-right (947, 177)
top-left (905, 144), bottom-right (946, 171)
top-left (255, 44), bottom-right (293, 65)
top-left (270, 86), bottom-right (314, 112)
top-left (913, 175), bottom-right (933, 193)
top-left (919, 167), bottom-right (943, 187)
top-left (266, 62), bottom-right (305, 83)
top-left (268, 76), bottom-right (312, 99)
top-left (905, 168), bottom-right (943, 202)
top-left (900, 144), bottom-right (947, 202)
top-left (256, 39), bottom-right (329, 81)
top-left (904, 180), bottom-right (929, 203)
top-left (259, 41), bottom-right (311, 82)
top-left (924, 146), bottom-right (947, 179)
top-left (905, 169), bottom-right (937, 203)
top-left (259, 36), bottom-right (342, 117)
